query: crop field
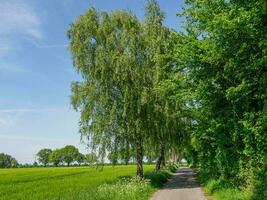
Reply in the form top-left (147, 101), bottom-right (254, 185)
top-left (0, 165), bottom-right (161, 200)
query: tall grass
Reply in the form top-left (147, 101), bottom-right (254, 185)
top-left (198, 172), bottom-right (253, 200)
top-left (0, 165), bottom-right (172, 200)
top-left (78, 168), bottom-right (172, 200)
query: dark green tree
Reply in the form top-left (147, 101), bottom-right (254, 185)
top-left (61, 145), bottom-right (80, 166)
top-left (76, 153), bottom-right (85, 166)
top-left (0, 153), bottom-right (18, 168)
top-left (49, 149), bottom-right (63, 166)
top-left (85, 153), bottom-right (98, 165)
top-left (177, 0), bottom-right (267, 198)
top-left (36, 148), bottom-right (52, 166)
top-left (107, 151), bottom-right (118, 165)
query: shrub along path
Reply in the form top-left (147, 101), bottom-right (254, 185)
top-left (150, 168), bottom-right (206, 200)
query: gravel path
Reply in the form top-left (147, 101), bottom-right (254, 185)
top-left (150, 167), bottom-right (207, 200)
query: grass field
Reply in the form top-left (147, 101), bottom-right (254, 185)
top-left (0, 165), bottom-right (170, 200)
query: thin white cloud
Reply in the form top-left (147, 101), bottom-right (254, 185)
top-left (23, 37), bottom-right (68, 49)
top-left (0, 47), bottom-right (10, 51)
top-left (0, 109), bottom-right (22, 127)
top-left (0, 38), bottom-right (13, 57)
top-left (0, 107), bottom-right (71, 113)
top-left (0, 117), bottom-right (14, 126)
top-left (32, 39), bottom-right (68, 48)
top-left (35, 44), bottom-right (68, 49)
top-left (0, 108), bottom-right (37, 113)
top-left (0, 62), bottom-right (27, 73)
top-left (0, 133), bottom-right (76, 143)
top-left (0, 0), bottom-right (42, 39)
top-left (0, 107), bottom-right (70, 128)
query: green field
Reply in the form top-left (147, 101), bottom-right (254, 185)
top-left (0, 165), bottom-right (163, 200)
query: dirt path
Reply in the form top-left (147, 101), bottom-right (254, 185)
top-left (150, 167), bottom-right (207, 200)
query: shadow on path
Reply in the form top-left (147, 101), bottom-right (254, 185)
top-left (164, 168), bottom-right (199, 189)
top-left (150, 167), bottom-right (207, 200)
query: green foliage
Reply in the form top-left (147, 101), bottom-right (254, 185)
top-left (49, 149), bottom-right (63, 166)
top-left (68, 0), bottom-right (185, 176)
top-left (61, 145), bottom-right (80, 166)
top-left (76, 153), bottom-right (86, 165)
top-left (84, 169), bottom-right (172, 200)
top-left (107, 151), bottom-right (118, 165)
top-left (117, 146), bottom-right (135, 165)
top-left (0, 153), bottom-right (18, 168)
top-left (198, 171), bottom-right (252, 200)
top-left (66, 0), bottom-right (265, 197)
top-left (78, 177), bottom-right (154, 200)
top-left (37, 145), bottom-right (84, 167)
top-left (85, 153), bottom-right (98, 165)
top-left (36, 148), bottom-right (52, 166)
top-left (68, 6), bottom-right (151, 177)
top-left (178, 0), bottom-right (267, 198)
top-left (144, 170), bottom-right (171, 188)
top-left (167, 164), bottom-right (177, 173)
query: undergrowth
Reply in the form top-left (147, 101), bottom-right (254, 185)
top-left (198, 171), bottom-right (253, 200)
top-left (79, 166), bottom-right (174, 200)
top-left (82, 169), bottom-right (172, 200)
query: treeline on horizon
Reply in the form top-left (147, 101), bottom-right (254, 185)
top-left (36, 145), bottom-right (172, 167)
top-left (68, 0), bottom-right (266, 199)
top-left (0, 153), bottom-right (18, 168)
top-left (1, 142), bottom-right (178, 168)
top-left (0, 144), bottom-right (169, 168)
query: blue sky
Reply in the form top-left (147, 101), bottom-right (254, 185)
top-left (0, 0), bottom-right (184, 163)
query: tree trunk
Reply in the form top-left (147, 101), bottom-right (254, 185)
top-left (162, 149), bottom-right (165, 168)
top-left (156, 140), bottom-right (164, 171)
top-left (125, 140), bottom-right (130, 165)
top-left (136, 134), bottom-right (143, 178)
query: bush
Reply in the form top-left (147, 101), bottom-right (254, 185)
top-left (76, 177), bottom-right (153, 200)
top-left (145, 170), bottom-right (172, 188)
top-left (79, 169), bottom-right (173, 200)
top-left (167, 164), bottom-right (177, 173)
top-left (198, 171), bottom-right (253, 200)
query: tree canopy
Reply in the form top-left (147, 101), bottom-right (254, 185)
top-left (61, 145), bottom-right (80, 166)
top-left (37, 145), bottom-right (86, 166)
top-left (178, 0), bottom-right (267, 198)
top-left (37, 148), bottom-right (52, 166)
top-left (0, 153), bottom-right (18, 168)
top-left (68, 0), bottom-right (187, 177)
top-left (68, 0), bottom-right (266, 198)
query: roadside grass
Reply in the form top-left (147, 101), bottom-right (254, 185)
top-left (78, 170), bottom-right (172, 200)
top-left (0, 165), bottom-right (173, 200)
top-left (198, 172), bottom-right (253, 200)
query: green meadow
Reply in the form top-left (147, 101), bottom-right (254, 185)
top-left (0, 165), bottom-right (170, 200)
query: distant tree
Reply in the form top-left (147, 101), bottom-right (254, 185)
top-left (37, 148), bottom-right (52, 166)
top-left (107, 151), bottom-right (118, 165)
top-left (118, 146), bottom-right (134, 165)
top-left (144, 149), bottom-right (157, 164)
top-left (61, 145), bottom-right (79, 166)
top-left (11, 159), bottom-right (18, 168)
top-left (76, 153), bottom-right (85, 166)
top-left (85, 153), bottom-right (97, 166)
top-left (49, 149), bottom-right (63, 166)
top-left (0, 153), bottom-right (18, 168)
